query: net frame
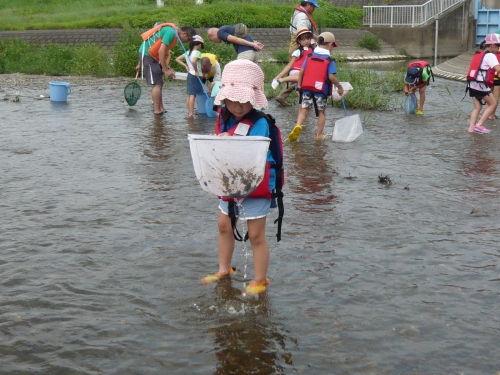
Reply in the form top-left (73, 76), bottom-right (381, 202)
top-left (124, 72), bottom-right (142, 106)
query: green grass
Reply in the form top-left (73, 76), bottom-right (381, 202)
top-left (0, 0), bottom-right (363, 31)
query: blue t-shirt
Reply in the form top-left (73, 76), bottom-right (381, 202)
top-left (302, 47), bottom-right (338, 97)
top-left (221, 112), bottom-right (276, 191)
top-left (217, 26), bottom-right (255, 55)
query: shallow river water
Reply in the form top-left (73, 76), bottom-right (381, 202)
top-left (1, 75), bottom-right (499, 375)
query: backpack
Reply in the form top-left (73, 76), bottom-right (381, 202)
top-left (300, 55), bottom-right (334, 117)
top-left (221, 110), bottom-right (285, 242)
top-left (234, 23), bottom-right (248, 39)
top-left (406, 61), bottom-right (434, 84)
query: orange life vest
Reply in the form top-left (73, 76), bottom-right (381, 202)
top-left (141, 23), bottom-right (178, 61)
top-left (291, 6), bottom-right (317, 31)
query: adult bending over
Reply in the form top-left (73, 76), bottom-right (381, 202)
top-left (207, 26), bottom-right (264, 63)
top-left (136, 23), bottom-right (196, 115)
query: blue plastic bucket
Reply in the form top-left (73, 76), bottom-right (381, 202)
top-left (205, 97), bottom-right (218, 118)
top-left (196, 94), bottom-right (207, 114)
top-left (49, 81), bottom-right (71, 102)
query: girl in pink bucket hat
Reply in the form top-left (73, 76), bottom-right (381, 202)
top-left (201, 60), bottom-right (274, 295)
top-left (467, 33), bottom-right (500, 133)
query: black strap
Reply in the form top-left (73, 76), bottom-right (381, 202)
top-left (312, 95), bottom-right (319, 117)
top-left (228, 200), bottom-right (244, 241)
top-left (272, 168), bottom-right (284, 242)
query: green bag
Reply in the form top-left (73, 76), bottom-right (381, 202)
top-left (421, 66), bottom-right (430, 82)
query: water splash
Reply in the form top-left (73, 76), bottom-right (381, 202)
top-left (234, 198), bottom-right (251, 286)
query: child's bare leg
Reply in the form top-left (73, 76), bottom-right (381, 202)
top-left (476, 94), bottom-right (496, 127)
top-left (296, 106), bottom-right (310, 126)
top-left (315, 109), bottom-right (327, 139)
top-left (469, 97), bottom-right (483, 131)
top-left (217, 211), bottom-right (235, 274)
top-left (488, 85), bottom-right (500, 118)
top-left (418, 86), bottom-right (426, 111)
top-left (279, 74), bottom-right (299, 84)
top-left (187, 95), bottom-right (196, 116)
top-left (246, 216), bottom-right (269, 282)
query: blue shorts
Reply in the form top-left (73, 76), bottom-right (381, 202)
top-left (219, 198), bottom-right (272, 220)
top-left (187, 73), bottom-right (205, 95)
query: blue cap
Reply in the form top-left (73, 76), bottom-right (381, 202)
top-left (307, 0), bottom-right (320, 8)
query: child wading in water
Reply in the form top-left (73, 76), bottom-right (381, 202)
top-left (175, 35), bottom-right (205, 119)
top-left (288, 32), bottom-right (344, 142)
top-left (467, 33), bottom-right (500, 133)
top-left (271, 27), bottom-right (313, 101)
top-left (200, 60), bottom-right (275, 295)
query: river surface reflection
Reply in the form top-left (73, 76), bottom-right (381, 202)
top-left (1, 76), bottom-right (499, 374)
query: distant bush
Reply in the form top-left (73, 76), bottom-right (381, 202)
top-left (112, 26), bottom-right (142, 77)
top-left (357, 33), bottom-right (381, 52)
top-left (0, 39), bottom-right (112, 76)
top-left (69, 43), bottom-right (112, 77)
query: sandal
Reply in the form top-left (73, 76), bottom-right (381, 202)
top-left (245, 278), bottom-right (269, 295)
top-left (201, 267), bottom-right (236, 285)
top-left (288, 124), bottom-right (302, 143)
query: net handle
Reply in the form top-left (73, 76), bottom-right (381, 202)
top-left (135, 71), bottom-right (139, 81)
top-left (341, 97), bottom-right (348, 116)
top-left (174, 31), bottom-right (210, 98)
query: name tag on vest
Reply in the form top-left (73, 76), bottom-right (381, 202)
top-left (234, 123), bottom-right (250, 136)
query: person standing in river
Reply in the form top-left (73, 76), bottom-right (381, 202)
top-left (466, 33), bottom-right (500, 134)
top-left (276, 0), bottom-right (320, 107)
top-left (136, 22), bottom-right (196, 115)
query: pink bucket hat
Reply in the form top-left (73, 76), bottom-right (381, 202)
top-left (214, 60), bottom-right (268, 110)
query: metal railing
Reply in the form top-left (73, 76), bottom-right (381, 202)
top-left (363, 0), bottom-right (464, 27)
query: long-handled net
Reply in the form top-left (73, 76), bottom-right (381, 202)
top-left (124, 72), bottom-right (141, 106)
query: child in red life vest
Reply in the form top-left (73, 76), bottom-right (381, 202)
top-left (467, 33), bottom-right (500, 134)
top-left (200, 60), bottom-right (275, 295)
top-left (272, 27), bottom-right (313, 105)
top-left (288, 32), bottom-right (344, 142)
top-left (404, 60), bottom-right (432, 115)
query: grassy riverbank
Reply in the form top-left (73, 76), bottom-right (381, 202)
top-left (0, 0), bottom-right (362, 31)
top-left (0, 0), bottom-right (403, 110)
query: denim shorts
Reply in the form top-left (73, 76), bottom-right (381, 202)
top-left (187, 73), bottom-right (205, 95)
top-left (219, 198), bottom-right (272, 220)
top-left (301, 92), bottom-right (328, 110)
